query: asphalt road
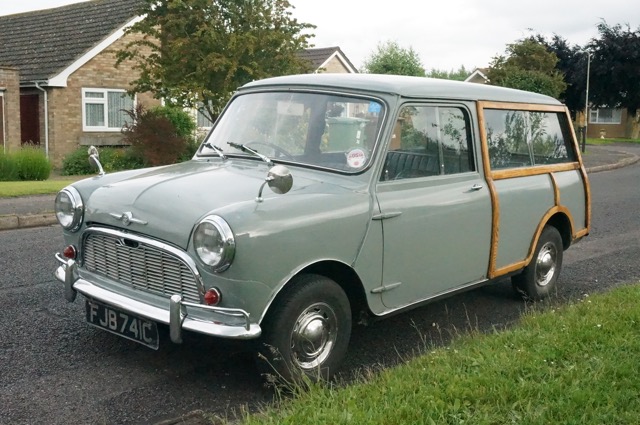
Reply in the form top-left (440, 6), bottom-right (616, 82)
top-left (1, 163), bottom-right (639, 425)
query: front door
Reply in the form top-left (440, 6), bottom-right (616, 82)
top-left (20, 94), bottom-right (40, 145)
top-left (376, 104), bottom-right (492, 310)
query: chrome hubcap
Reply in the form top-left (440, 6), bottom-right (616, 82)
top-left (535, 242), bottom-right (557, 287)
top-left (290, 302), bottom-right (338, 370)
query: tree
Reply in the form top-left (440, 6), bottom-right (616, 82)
top-left (531, 34), bottom-right (588, 117)
top-left (362, 41), bottom-right (426, 76)
top-left (427, 66), bottom-right (470, 81)
top-left (487, 38), bottom-right (566, 98)
top-left (588, 22), bottom-right (640, 137)
top-left (116, 0), bottom-right (315, 123)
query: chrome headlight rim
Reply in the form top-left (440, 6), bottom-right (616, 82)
top-left (193, 215), bottom-right (235, 272)
top-left (55, 187), bottom-right (84, 232)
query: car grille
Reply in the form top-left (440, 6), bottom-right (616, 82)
top-left (82, 232), bottom-right (201, 303)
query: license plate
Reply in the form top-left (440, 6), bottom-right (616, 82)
top-left (85, 299), bottom-right (159, 350)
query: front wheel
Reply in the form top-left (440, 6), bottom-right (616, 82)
top-left (512, 225), bottom-right (564, 301)
top-left (257, 274), bottom-right (352, 384)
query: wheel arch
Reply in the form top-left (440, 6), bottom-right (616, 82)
top-left (259, 260), bottom-right (369, 325)
top-left (545, 210), bottom-right (573, 250)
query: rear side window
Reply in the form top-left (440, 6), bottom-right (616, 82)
top-left (484, 109), bottom-right (576, 170)
top-left (382, 105), bottom-right (475, 180)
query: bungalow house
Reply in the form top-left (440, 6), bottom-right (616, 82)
top-left (0, 0), bottom-right (359, 167)
top-left (0, 0), bottom-right (161, 166)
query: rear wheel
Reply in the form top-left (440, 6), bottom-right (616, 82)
top-left (512, 225), bottom-right (564, 301)
top-left (257, 274), bottom-right (351, 384)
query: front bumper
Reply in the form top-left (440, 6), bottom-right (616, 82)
top-left (55, 254), bottom-right (261, 342)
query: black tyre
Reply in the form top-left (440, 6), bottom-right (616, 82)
top-left (257, 274), bottom-right (352, 383)
top-left (512, 225), bottom-right (564, 301)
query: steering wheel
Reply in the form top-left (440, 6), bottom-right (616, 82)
top-left (245, 141), bottom-right (294, 161)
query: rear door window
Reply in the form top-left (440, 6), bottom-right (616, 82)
top-left (484, 109), bottom-right (576, 170)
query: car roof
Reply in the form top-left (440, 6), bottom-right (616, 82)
top-left (241, 73), bottom-right (563, 106)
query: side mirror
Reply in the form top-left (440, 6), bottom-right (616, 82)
top-left (87, 145), bottom-right (105, 176)
top-left (256, 165), bottom-right (293, 202)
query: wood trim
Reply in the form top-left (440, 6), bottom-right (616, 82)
top-left (549, 173), bottom-right (560, 206)
top-left (491, 163), bottom-right (580, 180)
top-left (477, 102), bottom-right (591, 279)
top-left (478, 101), bottom-right (566, 113)
top-left (565, 105), bottom-right (592, 234)
top-left (575, 228), bottom-right (589, 239)
top-left (492, 206), bottom-right (576, 278)
top-left (477, 103), bottom-right (501, 279)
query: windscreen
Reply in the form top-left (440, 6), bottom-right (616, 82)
top-left (199, 91), bottom-right (385, 172)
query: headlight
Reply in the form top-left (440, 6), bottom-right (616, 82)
top-left (193, 215), bottom-right (235, 272)
top-left (55, 187), bottom-right (84, 231)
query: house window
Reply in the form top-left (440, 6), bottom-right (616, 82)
top-left (196, 108), bottom-right (215, 128)
top-left (82, 88), bottom-right (134, 131)
top-left (589, 108), bottom-right (622, 124)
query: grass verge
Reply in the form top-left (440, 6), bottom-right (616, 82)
top-left (587, 137), bottom-right (640, 145)
top-left (242, 284), bottom-right (640, 425)
top-left (0, 178), bottom-right (80, 198)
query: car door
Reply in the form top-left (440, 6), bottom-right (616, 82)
top-left (374, 103), bottom-right (492, 310)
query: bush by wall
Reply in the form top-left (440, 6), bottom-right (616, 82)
top-left (0, 147), bottom-right (51, 181)
top-left (122, 105), bottom-right (196, 166)
top-left (61, 147), bottom-right (94, 176)
top-left (0, 151), bottom-right (19, 181)
top-left (61, 146), bottom-right (146, 176)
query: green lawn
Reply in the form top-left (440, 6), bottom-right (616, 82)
top-left (0, 177), bottom-right (83, 198)
top-left (586, 137), bottom-right (640, 145)
top-left (237, 284), bottom-right (640, 425)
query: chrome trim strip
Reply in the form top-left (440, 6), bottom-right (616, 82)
top-left (55, 257), bottom-right (261, 340)
top-left (375, 277), bottom-right (489, 317)
top-left (81, 227), bottom-right (206, 300)
top-left (370, 281), bottom-right (402, 294)
top-left (372, 212), bottom-right (402, 221)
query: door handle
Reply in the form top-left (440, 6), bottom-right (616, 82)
top-left (470, 184), bottom-right (483, 191)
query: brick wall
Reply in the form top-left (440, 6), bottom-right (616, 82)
top-left (48, 32), bottom-right (159, 167)
top-left (0, 67), bottom-right (21, 153)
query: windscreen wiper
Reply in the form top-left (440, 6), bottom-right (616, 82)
top-left (202, 142), bottom-right (227, 160)
top-left (227, 142), bottom-right (273, 166)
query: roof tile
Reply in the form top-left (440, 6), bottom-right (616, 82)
top-left (0, 0), bottom-right (142, 83)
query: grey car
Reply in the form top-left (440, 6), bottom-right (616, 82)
top-left (55, 74), bottom-right (590, 381)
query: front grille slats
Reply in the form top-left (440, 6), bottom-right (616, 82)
top-left (82, 233), bottom-right (201, 303)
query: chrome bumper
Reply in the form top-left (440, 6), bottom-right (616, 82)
top-left (55, 253), bottom-right (261, 341)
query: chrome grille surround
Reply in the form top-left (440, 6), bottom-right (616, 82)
top-left (81, 227), bottom-right (204, 304)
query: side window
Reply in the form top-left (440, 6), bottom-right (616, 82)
top-left (484, 109), bottom-right (576, 170)
top-left (382, 105), bottom-right (474, 181)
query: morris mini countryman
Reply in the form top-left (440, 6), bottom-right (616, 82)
top-left (55, 74), bottom-right (590, 381)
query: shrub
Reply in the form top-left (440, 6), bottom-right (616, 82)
top-left (61, 147), bottom-right (94, 176)
top-left (122, 105), bottom-right (194, 166)
top-left (0, 151), bottom-right (19, 181)
top-left (152, 105), bottom-right (197, 139)
top-left (100, 147), bottom-right (145, 172)
top-left (14, 146), bottom-right (51, 180)
top-left (61, 146), bottom-right (146, 175)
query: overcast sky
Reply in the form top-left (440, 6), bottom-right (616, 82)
top-left (2, 0), bottom-right (639, 71)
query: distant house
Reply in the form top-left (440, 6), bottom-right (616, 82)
top-left (464, 68), bottom-right (490, 84)
top-left (0, 0), bottom-right (360, 165)
top-left (587, 107), bottom-right (632, 139)
top-left (298, 46), bottom-right (359, 74)
top-left (0, 0), bottom-right (159, 166)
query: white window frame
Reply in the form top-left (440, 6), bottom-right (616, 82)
top-left (195, 104), bottom-right (215, 130)
top-left (82, 88), bottom-right (135, 132)
top-left (589, 107), bottom-right (622, 125)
